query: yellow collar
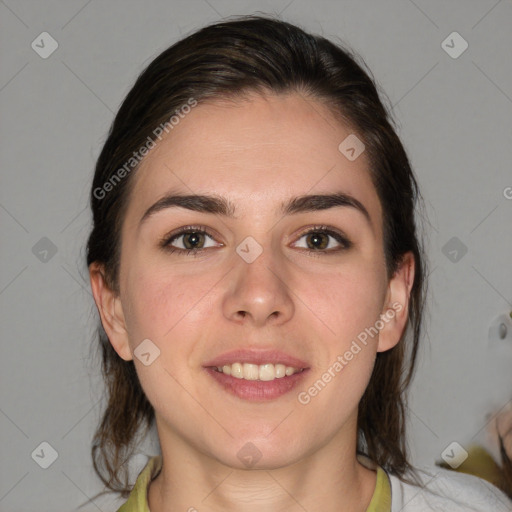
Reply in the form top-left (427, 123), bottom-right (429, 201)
top-left (117, 455), bottom-right (391, 512)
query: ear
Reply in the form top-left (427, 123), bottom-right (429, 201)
top-left (377, 251), bottom-right (415, 353)
top-left (89, 262), bottom-right (133, 361)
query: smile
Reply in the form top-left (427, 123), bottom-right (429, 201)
top-left (213, 362), bottom-right (305, 381)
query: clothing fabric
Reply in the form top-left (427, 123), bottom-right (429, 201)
top-left (117, 455), bottom-right (390, 512)
top-left (117, 454), bottom-right (511, 512)
top-left (440, 443), bottom-right (510, 497)
top-left (387, 467), bottom-right (511, 511)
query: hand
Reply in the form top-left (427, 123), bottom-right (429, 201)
top-left (488, 402), bottom-right (512, 459)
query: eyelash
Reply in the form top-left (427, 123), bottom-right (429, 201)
top-left (159, 224), bottom-right (353, 256)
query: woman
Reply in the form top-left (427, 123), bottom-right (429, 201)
top-left (86, 15), bottom-right (510, 511)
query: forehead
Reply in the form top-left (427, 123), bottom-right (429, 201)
top-left (125, 92), bottom-right (382, 227)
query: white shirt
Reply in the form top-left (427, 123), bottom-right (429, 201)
top-left (388, 465), bottom-right (511, 511)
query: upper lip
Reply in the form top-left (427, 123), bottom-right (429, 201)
top-left (203, 349), bottom-right (309, 369)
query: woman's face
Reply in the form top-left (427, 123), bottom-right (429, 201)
top-left (93, 92), bottom-right (412, 469)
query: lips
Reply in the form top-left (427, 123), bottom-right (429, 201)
top-left (203, 348), bottom-right (309, 369)
top-left (203, 348), bottom-right (310, 401)
top-left (206, 367), bottom-right (309, 401)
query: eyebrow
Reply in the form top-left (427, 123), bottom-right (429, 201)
top-left (139, 191), bottom-right (372, 227)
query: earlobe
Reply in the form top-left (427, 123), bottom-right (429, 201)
top-left (377, 252), bottom-right (415, 353)
top-left (89, 262), bottom-right (133, 361)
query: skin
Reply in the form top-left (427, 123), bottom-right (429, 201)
top-left (90, 92), bottom-right (415, 512)
top-left (488, 402), bottom-right (512, 458)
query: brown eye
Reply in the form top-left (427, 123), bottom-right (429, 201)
top-left (182, 232), bottom-right (205, 249)
top-left (305, 232), bottom-right (329, 250)
top-left (292, 227), bottom-right (352, 253)
top-left (161, 226), bottom-right (221, 254)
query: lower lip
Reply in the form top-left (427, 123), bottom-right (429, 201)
top-left (205, 367), bottom-right (309, 401)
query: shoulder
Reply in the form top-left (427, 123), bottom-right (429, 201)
top-left (388, 465), bottom-right (512, 511)
top-left (117, 455), bottom-right (163, 512)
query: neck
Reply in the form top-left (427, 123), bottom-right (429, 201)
top-left (148, 423), bottom-right (377, 512)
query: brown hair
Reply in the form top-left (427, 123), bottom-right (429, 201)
top-left (86, 14), bottom-right (428, 497)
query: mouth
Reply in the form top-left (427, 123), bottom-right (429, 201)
top-left (203, 349), bottom-right (310, 401)
top-left (210, 362), bottom-right (305, 381)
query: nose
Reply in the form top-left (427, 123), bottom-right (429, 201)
top-left (222, 243), bottom-right (295, 327)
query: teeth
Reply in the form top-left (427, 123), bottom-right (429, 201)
top-left (215, 363), bottom-right (303, 381)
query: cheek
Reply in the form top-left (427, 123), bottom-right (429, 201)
top-left (121, 261), bottom-right (218, 344)
top-left (298, 270), bottom-right (382, 415)
top-left (301, 262), bottom-right (386, 348)
top-left (120, 265), bottom-right (213, 402)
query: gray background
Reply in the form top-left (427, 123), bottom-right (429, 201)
top-left (1, 0), bottom-right (511, 510)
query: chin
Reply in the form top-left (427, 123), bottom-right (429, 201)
top-left (209, 435), bottom-right (308, 471)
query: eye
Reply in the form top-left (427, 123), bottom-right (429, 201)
top-left (291, 226), bottom-right (352, 253)
top-left (160, 225), bottom-right (221, 254)
top-left (159, 225), bottom-right (351, 256)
